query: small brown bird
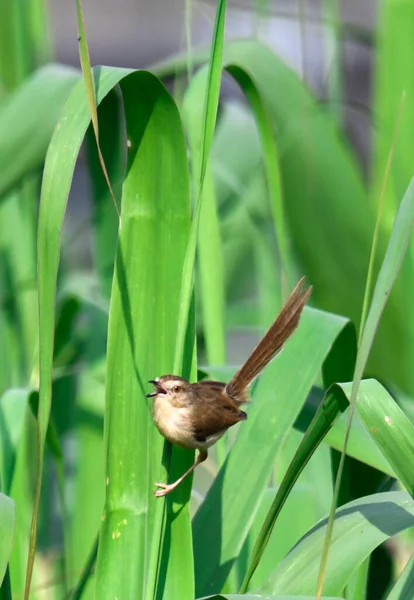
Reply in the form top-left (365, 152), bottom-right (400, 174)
top-left (147, 277), bottom-right (312, 497)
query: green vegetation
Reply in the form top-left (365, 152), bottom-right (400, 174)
top-left (1, 1), bottom-right (414, 599)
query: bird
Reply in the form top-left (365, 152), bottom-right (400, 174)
top-left (147, 276), bottom-right (312, 497)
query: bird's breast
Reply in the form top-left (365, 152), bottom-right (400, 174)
top-left (152, 398), bottom-right (198, 449)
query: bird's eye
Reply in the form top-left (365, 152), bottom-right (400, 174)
top-left (173, 385), bottom-right (181, 393)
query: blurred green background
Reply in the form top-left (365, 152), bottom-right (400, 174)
top-left (1, 1), bottom-right (414, 600)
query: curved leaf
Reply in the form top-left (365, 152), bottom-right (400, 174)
top-left (339, 379), bottom-right (414, 496)
top-left (34, 64), bottom-right (192, 600)
top-left (261, 491), bottom-right (414, 595)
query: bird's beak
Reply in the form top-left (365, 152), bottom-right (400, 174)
top-left (146, 379), bottom-right (167, 398)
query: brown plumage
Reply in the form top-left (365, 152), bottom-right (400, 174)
top-left (147, 276), bottom-right (312, 497)
top-left (225, 277), bottom-right (312, 401)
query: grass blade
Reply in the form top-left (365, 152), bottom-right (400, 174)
top-left (173, 0), bottom-right (226, 371)
top-left (182, 67), bottom-right (226, 368)
top-left (226, 65), bottom-right (291, 295)
top-left (75, 0), bottom-right (119, 218)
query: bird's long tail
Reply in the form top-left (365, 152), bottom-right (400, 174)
top-left (225, 277), bottom-right (312, 403)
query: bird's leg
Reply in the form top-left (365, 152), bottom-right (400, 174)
top-left (153, 449), bottom-right (208, 497)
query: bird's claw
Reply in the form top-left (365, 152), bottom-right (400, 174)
top-left (153, 482), bottom-right (172, 497)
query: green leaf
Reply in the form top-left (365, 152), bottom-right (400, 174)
top-left (0, 492), bottom-right (15, 587)
top-left (173, 0), bottom-right (226, 372)
top-left (0, 65), bottom-right (79, 196)
top-left (32, 62), bottom-right (192, 600)
top-left (337, 380), bottom-right (414, 496)
top-left (260, 491), bottom-right (414, 596)
top-left (297, 393), bottom-right (397, 478)
top-left (371, 0), bottom-right (414, 228)
top-left (91, 71), bottom-right (191, 600)
top-left (76, 0), bottom-right (119, 219)
top-left (86, 89), bottom-right (124, 299)
top-left (182, 68), bottom-right (226, 368)
top-left (354, 177), bottom-right (414, 387)
top-left (225, 64), bottom-right (291, 294)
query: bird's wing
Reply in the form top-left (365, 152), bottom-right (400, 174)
top-left (190, 381), bottom-right (247, 441)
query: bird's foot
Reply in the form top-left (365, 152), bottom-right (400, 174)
top-left (153, 482), bottom-right (176, 497)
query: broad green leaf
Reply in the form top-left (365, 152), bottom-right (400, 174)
top-left (297, 394), bottom-right (396, 478)
top-left (0, 492), bottom-right (15, 587)
top-left (92, 71), bottom-right (191, 600)
top-left (261, 491), bottom-right (414, 596)
top-left (33, 63), bottom-right (192, 600)
top-left (0, 65), bottom-right (79, 196)
top-left (193, 308), bottom-right (353, 597)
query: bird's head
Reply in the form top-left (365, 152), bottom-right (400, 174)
top-left (146, 375), bottom-right (192, 406)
